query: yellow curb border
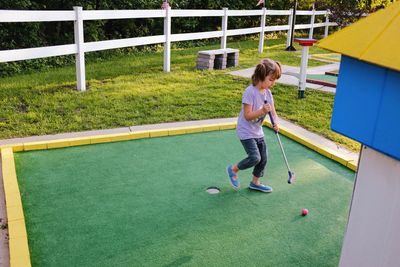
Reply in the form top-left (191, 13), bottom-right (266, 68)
top-left (1, 147), bottom-right (31, 267)
top-left (0, 121), bottom-right (357, 266)
top-left (0, 123), bottom-right (239, 153)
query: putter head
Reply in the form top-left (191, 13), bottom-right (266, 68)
top-left (287, 171), bottom-right (295, 184)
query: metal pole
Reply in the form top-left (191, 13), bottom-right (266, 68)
top-left (285, 0), bottom-right (297, 51)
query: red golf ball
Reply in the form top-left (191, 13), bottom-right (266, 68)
top-left (302, 208), bottom-right (309, 216)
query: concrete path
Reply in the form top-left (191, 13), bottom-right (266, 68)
top-left (228, 63), bottom-right (339, 93)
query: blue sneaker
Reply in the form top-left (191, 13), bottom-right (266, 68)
top-left (226, 165), bottom-right (240, 190)
top-left (249, 182), bottom-right (273, 193)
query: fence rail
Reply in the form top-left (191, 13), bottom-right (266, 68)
top-left (0, 10), bottom-right (76, 22)
top-left (0, 7), bottom-right (336, 91)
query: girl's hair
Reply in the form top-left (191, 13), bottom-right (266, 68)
top-left (251, 59), bottom-right (282, 86)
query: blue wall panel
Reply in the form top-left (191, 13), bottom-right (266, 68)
top-left (373, 70), bottom-right (400, 160)
top-left (331, 56), bottom-right (386, 144)
top-left (331, 56), bottom-right (400, 160)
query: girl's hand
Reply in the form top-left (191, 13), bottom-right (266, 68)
top-left (262, 103), bottom-right (272, 114)
top-left (272, 123), bottom-right (279, 132)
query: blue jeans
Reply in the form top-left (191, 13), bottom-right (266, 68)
top-left (237, 138), bottom-right (268, 178)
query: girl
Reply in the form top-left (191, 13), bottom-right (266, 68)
top-left (227, 59), bottom-right (281, 193)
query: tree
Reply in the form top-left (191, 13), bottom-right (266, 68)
top-left (314, 0), bottom-right (395, 27)
top-left (1, 0), bottom-right (394, 75)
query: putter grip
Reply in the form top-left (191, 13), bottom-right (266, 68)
top-left (268, 112), bottom-right (278, 133)
top-left (268, 112), bottom-right (275, 126)
top-left (264, 99), bottom-right (277, 133)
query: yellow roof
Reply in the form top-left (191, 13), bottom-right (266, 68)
top-left (318, 1), bottom-right (400, 72)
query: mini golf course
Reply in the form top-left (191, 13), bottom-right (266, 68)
top-left (12, 127), bottom-right (354, 266)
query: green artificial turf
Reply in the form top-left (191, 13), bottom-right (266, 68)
top-left (15, 128), bottom-right (354, 267)
top-left (307, 74), bottom-right (338, 84)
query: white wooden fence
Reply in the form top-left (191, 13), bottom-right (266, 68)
top-left (0, 7), bottom-right (336, 91)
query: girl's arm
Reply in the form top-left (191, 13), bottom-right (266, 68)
top-left (243, 103), bottom-right (271, 121)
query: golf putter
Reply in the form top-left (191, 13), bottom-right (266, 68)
top-left (264, 96), bottom-right (295, 184)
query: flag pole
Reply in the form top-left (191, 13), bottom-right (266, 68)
top-left (285, 0), bottom-right (297, 51)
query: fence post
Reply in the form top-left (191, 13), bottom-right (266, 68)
top-left (221, 8), bottom-right (228, 49)
top-left (163, 6), bottom-right (171, 72)
top-left (324, 9), bottom-right (330, 38)
top-left (286, 9), bottom-right (293, 47)
top-left (309, 4), bottom-right (315, 39)
top-left (73, 6), bottom-right (86, 91)
top-left (258, 7), bottom-right (266, 53)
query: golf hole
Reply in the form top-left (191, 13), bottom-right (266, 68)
top-left (206, 186), bottom-right (221, 194)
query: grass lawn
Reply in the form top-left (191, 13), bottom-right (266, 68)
top-left (0, 37), bottom-right (359, 151)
